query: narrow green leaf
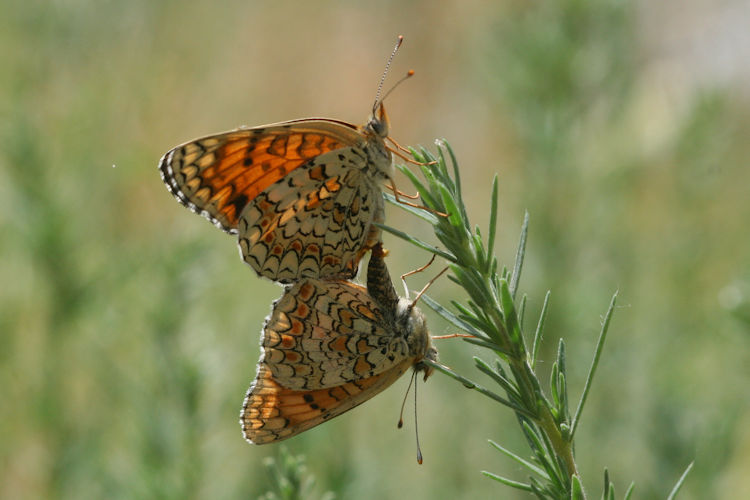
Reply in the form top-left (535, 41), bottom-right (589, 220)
top-left (465, 296), bottom-right (492, 323)
top-left (450, 299), bottom-right (475, 318)
top-left (450, 273), bottom-right (490, 312)
top-left (457, 269), bottom-right (497, 311)
top-left (438, 183), bottom-right (464, 228)
top-left (531, 291), bottom-right (551, 369)
top-left (420, 359), bottom-right (534, 417)
top-left (570, 291), bottom-right (618, 439)
top-left (490, 256), bottom-right (498, 281)
top-left (462, 336), bottom-right (510, 357)
top-left (444, 141), bottom-right (461, 193)
top-left (509, 211), bottom-right (529, 300)
top-left (528, 480), bottom-right (549, 500)
top-left (404, 150), bottom-right (424, 165)
top-left (472, 230), bottom-right (487, 271)
top-left (556, 338), bottom-right (566, 378)
top-left (602, 467), bottom-right (611, 500)
top-left (606, 483), bottom-right (616, 500)
top-left (624, 482), bottom-right (635, 500)
top-left (450, 300), bottom-right (495, 333)
top-left (549, 362), bottom-right (560, 407)
top-left (518, 294), bottom-right (529, 354)
top-left (419, 295), bottom-right (485, 338)
top-left (453, 310), bottom-right (498, 339)
top-left (443, 141), bottom-right (471, 225)
top-left (487, 440), bottom-right (548, 478)
top-left (500, 264), bottom-right (509, 281)
top-left (474, 357), bottom-right (521, 400)
top-left (397, 162), bottom-right (442, 210)
top-left (374, 223), bottom-right (457, 262)
top-left (486, 175), bottom-right (499, 271)
top-left (434, 226), bottom-right (464, 258)
top-left (571, 474), bottom-right (585, 500)
top-left (556, 339), bottom-right (569, 420)
top-left (558, 372), bottom-right (568, 423)
top-left (432, 142), bottom-right (453, 186)
top-left (499, 279), bottom-right (524, 349)
top-left (666, 462), bottom-right (694, 500)
top-left (521, 421), bottom-right (551, 467)
top-left (417, 160), bottom-right (443, 204)
top-left (409, 146), bottom-right (433, 165)
top-left (453, 306), bottom-right (496, 335)
top-left (549, 407), bottom-right (559, 421)
top-left (518, 294), bottom-right (527, 330)
top-left (481, 471), bottom-right (533, 491)
top-left (494, 359), bottom-right (508, 378)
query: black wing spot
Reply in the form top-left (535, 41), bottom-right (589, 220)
top-left (229, 194), bottom-right (249, 215)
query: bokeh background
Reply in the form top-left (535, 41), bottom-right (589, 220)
top-left (2, 0), bottom-right (749, 498)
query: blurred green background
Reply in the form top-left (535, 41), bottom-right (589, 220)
top-left (2, 0), bottom-right (749, 498)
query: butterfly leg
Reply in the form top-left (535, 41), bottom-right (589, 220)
top-left (387, 178), bottom-right (449, 218)
top-left (386, 182), bottom-right (420, 200)
top-left (386, 137), bottom-right (437, 167)
top-left (409, 265), bottom-right (449, 308)
top-left (400, 253), bottom-right (436, 298)
top-left (431, 333), bottom-right (475, 340)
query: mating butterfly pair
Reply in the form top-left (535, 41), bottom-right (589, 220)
top-left (159, 37), bottom-right (438, 444)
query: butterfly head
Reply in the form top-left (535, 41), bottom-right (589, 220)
top-left (365, 102), bottom-right (390, 139)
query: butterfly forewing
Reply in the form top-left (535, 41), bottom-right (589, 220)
top-left (159, 119), bottom-right (390, 282)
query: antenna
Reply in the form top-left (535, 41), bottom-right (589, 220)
top-left (396, 370), bottom-right (425, 465)
top-left (414, 373), bottom-right (424, 464)
top-left (379, 70), bottom-right (414, 107)
top-left (397, 370), bottom-right (416, 429)
top-left (373, 35), bottom-right (408, 113)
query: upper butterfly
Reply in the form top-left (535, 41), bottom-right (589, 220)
top-left (158, 38), bottom-right (409, 283)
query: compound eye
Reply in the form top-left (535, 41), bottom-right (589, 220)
top-left (371, 118), bottom-right (385, 136)
top-left (369, 103), bottom-right (389, 138)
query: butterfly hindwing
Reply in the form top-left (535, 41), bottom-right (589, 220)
top-left (237, 148), bottom-right (384, 282)
top-left (240, 277), bottom-right (415, 444)
top-left (242, 362), bottom-right (411, 444)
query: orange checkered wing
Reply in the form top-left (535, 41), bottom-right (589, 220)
top-left (159, 118), bottom-right (392, 283)
top-left (243, 361), bottom-right (414, 444)
top-left (240, 278), bottom-right (413, 444)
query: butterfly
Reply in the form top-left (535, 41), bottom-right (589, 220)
top-left (158, 38), bottom-right (411, 284)
top-left (240, 243), bottom-right (438, 444)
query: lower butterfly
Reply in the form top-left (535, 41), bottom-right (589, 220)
top-left (159, 37), bottom-right (411, 283)
top-left (241, 243), bottom-right (438, 444)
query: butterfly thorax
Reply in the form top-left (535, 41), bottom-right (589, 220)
top-left (366, 243), bottom-right (438, 379)
top-left (394, 298), bottom-right (438, 380)
top-left (359, 103), bottom-right (394, 181)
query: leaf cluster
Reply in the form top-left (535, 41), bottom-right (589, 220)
top-left (379, 141), bottom-right (691, 499)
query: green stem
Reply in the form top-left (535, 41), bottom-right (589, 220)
top-left (511, 355), bottom-right (581, 491)
top-left (536, 393), bottom-right (578, 480)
